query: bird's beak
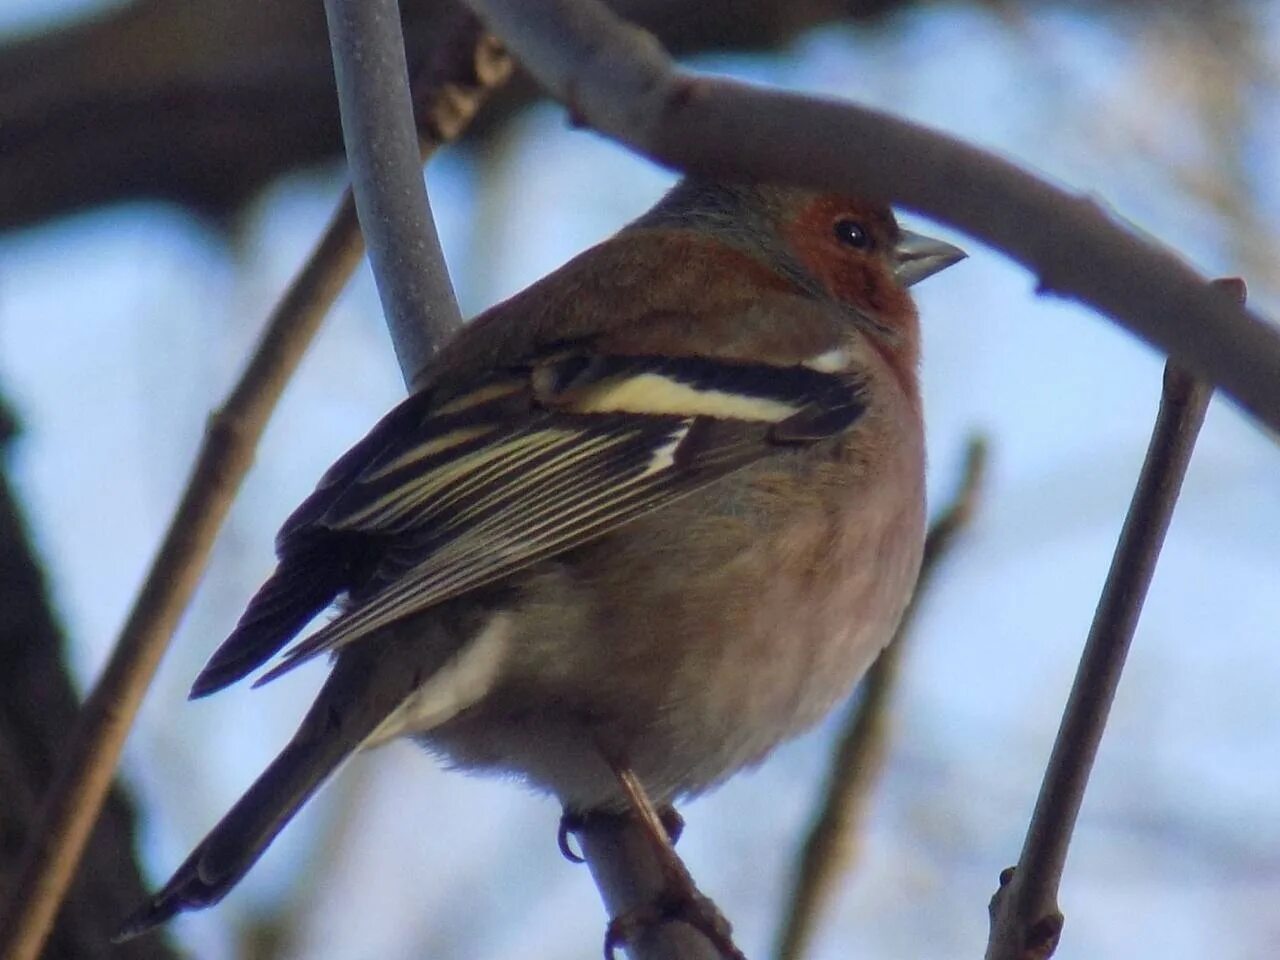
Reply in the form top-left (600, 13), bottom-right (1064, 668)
top-left (893, 230), bottom-right (967, 287)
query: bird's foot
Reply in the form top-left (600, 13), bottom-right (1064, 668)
top-left (658, 805), bottom-right (684, 845)
top-left (590, 761), bottom-right (743, 958)
top-left (603, 874), bottom-right (744, 960)
top-left (562, 805), bottom-right (682, 864)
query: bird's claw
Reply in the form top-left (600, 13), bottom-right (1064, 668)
top-left (603, 886), bottom-right (744, 960)
top-left (561, 806), bottom-right (680, 866)
top-left (558, 810), bottom-right (586, 863)
top-left (658, 805), bottom-right (684, 845)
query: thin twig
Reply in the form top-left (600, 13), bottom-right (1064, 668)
top-left (0, 185), bottom-right (363, 960)
top-left (0, 23), bottom-right (508, 960)
top-left (460, 0), bottom-right (1280, 435)
top-left (775, 436), bottom-right (989, 960)
top-left (983, 278), bottom-right (1241, 960)
top-left (324, 0), bottom-right (465, 387)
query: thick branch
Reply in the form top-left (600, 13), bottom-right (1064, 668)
top-left (461, 0), bottom-right (1280, 437)
top-left (983, 279), bottom-right (1235, 960)
top-left (0, 22), bottom-right (506, 960)
top-left (775, 437), bottom-right (989, 960)
top-left (324, 0), bottom-right (464, 386)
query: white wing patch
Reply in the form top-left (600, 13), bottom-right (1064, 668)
top-left (803, 347), bottom-right (853, 373)
top-left (571, 372), bottom-right (799, 422)
top-left (638, 420), bottom-right (693, 478)
top-left (432, 378), bottom-right (524, 416)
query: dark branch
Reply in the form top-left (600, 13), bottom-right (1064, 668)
top-left (0, 0), bottom-right (939, 231)
top-left (983, 279), bottom-right (1237, 960)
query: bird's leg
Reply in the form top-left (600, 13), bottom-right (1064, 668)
top-left (561, 793), bottom-right (682, 864)
top-left (613, 766), bottom-right (674, 852)
top-left (598, 762), bottom-right (745, 960)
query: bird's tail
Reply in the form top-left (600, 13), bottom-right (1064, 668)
top-left (115, 633), bottom-right (437, 941)
top-left (115, 710), bottom-right (354, 939)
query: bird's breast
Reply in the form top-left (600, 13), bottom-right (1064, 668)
top-left (655, 434), bottom-right (927, 788)
top-left (422, 408), bottom-right (926, 810)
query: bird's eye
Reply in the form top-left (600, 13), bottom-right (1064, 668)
top-left (833, 218), bottom-right (872, 250)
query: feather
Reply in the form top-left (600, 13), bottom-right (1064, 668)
top-left (194, 350), bottom-right (866, 692)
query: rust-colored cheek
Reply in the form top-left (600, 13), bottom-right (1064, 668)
top-left (784, 199), bottom-right (921, 397)
top-left (784, 197), bottom-right (909, 317)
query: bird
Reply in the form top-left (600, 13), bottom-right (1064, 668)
top-left (117, 177), bottom-right (964, 943)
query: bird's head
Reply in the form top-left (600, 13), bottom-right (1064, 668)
top-left (635, 179), bottom-right (965, 370)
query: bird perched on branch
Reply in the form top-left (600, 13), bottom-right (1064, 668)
top-left (118, 178), bottom-right (963, 943)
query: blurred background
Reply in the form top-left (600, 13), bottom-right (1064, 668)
top-left (1, 1), bottom-right (1278, 958)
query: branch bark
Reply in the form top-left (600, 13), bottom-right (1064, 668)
top-left (299, 9), bottom-right (728, 959)
top-left (460, 0), bottom-right (1280, 437)
top-left (0, 20), bottom-right (507, 960)
top-left (0, 0), bottom-right (942, 232)
top-left (324, 0), bottom-right (464, 387)
top-left (983, 279), bottom-right (1236, 960)
top-left (577, 813), bottom-right (726, 960)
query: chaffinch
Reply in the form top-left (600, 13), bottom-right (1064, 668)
top-left (119, 178), bottom-right (963, 938)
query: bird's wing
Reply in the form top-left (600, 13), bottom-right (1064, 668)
top-left (250, 349), bottom-right (865, 685)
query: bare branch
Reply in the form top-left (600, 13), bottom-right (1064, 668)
top-left (576, 812), bottom-right (726, 960)
top-left (0, 0), bottom-right (938, 232)
top-left (983, 279), bottom-right (1238, 960)
top-left (0, 23), bottom-right (507, 960)
top-left (323, 0), bottom-right (465, 387)
top-left (0, 197), bottom-right (360, 960)
top-left (460, 0), bottom-right (1280, 436)
top-left (775, 437), bottom-right (989, 960)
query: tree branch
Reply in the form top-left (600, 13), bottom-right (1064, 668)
top-left (983, 278), bottom-right (1238, 960)
top-left (319, 10), bottom-right (728, 959)
top-left (460, 0), bottom-right (1280, 436)
top-left (0, 21), bottom-right (507, 960)
top-left (323, 0), bottom-right (464, 386)
top-left (576, 812), bottom-right (726, 960)
top-left (775, 436), bottom-right (989, 960)
top-left (0, 0), bottom-right (948, 232)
